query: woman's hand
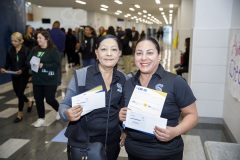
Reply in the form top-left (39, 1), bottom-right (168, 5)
top-left (154, 126), bottom-right (177, 142)
top-left (119, 131), bottom-right (127, 147)
top-left (119, 107), bottom-right (128, 122)
top-left (16, 70), bottom-right (22, 75)
top-left (39, 63), bottom-right (43, 68)
top-left (0, 68), bottom-right (6, 74)
top-left (66, 105), bottom-right (83, 121)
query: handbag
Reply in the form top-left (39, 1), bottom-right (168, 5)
top-left (67, 142), bottom-right (106, 160)
top-left (67, 70), bottom-right (109, 160)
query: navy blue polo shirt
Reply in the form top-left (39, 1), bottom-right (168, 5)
top-left (63, 64), bottom-right (126, 147)
top-left (123, 65), bottom-right (196, 159)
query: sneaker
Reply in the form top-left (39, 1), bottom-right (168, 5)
top-left (34, 118), bottom-right (45, 128)
top-left (55, 111), bottom-right (60, 120)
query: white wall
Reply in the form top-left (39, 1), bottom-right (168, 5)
top-left (223, 0), bottom-right (240, 143)
top-left (192, 0), bottom-right (232, 119)
top-left (178, 0), bottom-right (193, 51)
top-left (27, 5), bottom-right (87, 30)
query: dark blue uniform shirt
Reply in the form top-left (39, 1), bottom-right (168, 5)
top-left (123, 64), bottom-right (196, 159)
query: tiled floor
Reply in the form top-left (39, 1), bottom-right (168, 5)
top-left (0, 36), bottom-right (232, 160)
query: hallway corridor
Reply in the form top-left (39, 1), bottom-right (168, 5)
top-left (0, 36), bottom-right (232, 160)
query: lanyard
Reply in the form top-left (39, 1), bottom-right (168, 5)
top-left (16, 55), bottom-right (19, 62)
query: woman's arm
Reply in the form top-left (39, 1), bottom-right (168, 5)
top-left (154, 102), bottom-right (198, 142)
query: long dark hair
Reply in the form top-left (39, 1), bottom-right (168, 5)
top-left (136, 36), bottom-right (161, 54)
top-left (35, 30), bottom-right (56, 51)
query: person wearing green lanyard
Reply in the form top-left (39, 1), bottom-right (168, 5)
top-left (0, 32), bottom-right (34, 123)
top-left (27, 30), bottom-right (61, 127)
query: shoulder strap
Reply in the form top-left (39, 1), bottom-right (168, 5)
top-left (74, 66), bottom-right (89, 89)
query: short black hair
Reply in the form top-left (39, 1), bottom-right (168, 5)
top-left (96, 34), bottom-right (122, 51)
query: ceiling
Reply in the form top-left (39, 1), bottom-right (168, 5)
top-left (26, 0), bottom-right (181, 26)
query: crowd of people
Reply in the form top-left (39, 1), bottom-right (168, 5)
top-left (0, 21), bottom-right (197, 160)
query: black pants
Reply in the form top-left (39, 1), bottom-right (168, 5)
top-left (12, 74), bottom-right (30, 112)
top-left (33, 84), bottom-right (59, 118)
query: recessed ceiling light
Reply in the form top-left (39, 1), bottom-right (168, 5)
top-left (143, 10), bottom-right (147, 13)
top-left (169, 10), bottom-right (173, 13)
top-left (135, 4), bottom-right (140, 8)
top-left (101, 4), bottom-right (108, 8)
top-left (169, 4), bottom-right (174, 8)
top-left (138, 12), bottom-right (142, 15)
top-left (114, 0), bottom-right (123, 4)
top-left (100, 8), bottom-right (107, 11)
top-left (117, 10), bottom-right (122, 13)
top-left (38, 6), bottom-right (41, 8)
top-left (155, 0), bottom-right (161, 4)
top-left (129, 8), bottom-right (135, 11)
top-left (159, 8), bottom-right (163, 11)
top-left (75, 0), bottom-right (86, 5)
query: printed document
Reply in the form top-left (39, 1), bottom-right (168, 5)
top-left (5, 70), bottom-right (17, 75)
top-left (71, 86), bottom-right (105, 116)
top-left (124, 85), bottom-right (168, 134)
top-left (30, 56), bottom-right (40, 73)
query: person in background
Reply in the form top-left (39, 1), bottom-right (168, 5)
top-left (116, 26), bottom-right (125, 41)
top-left (119, 37), bottom-right (198, 160)
top-left (49, 21), bottom-right (66, 85)
top-left (140, 30), bottom-right (146, 39)
top-left (59, 34), bottom-right (126, 160)
top-left (174, 37), bottom-right (191, 76)
top-left (121, 28), bottom-right (132, 74)
top-left (0, 32), bottom-right (33, 123)
top-left (65, 28), bottom-right (77, 67)
top-left (107, 26), bottom-right (117, 37)
top-left (79, 25), bottom-right (97, 67)
top-left (23, 25), bottom-right (36, 51)
top-left (27, 30), bottom-right (61, 127)
top-left (98, 26), bottom-right (106, 38)
top-left (131, 26), bottom-right (139, 54)
top-left (74, 27), bottom-right (81, 66)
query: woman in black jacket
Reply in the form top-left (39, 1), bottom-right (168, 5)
top-left (121, 28), bottom-right (133, 74)
top-left (0, 32), bottom-right (33, 123)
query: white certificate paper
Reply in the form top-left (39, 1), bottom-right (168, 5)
top-left (30, 56), bottom-right (40, 73)
top-left (124, 85), bottom-right (168, 134)
top-left (5, 70), bottom-right (18, 75)
top-left (71, 86), bottom-right (105, 116)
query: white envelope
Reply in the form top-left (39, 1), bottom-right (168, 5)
top-left (71, 87), bottom-right (105, 116)
top-left (124, 110), bottom-right (167, 134)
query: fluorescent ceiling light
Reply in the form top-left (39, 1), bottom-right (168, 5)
top-left (129, 8), bottom-right (135, 11)
top-left (114, 0), bottom-right (122, 4)
top-left (155, 0), bottom-right (161, 4)
top-left (101, 4), bottom-right (108, 8)
top-left (75, 0), bottom-right (86, 5)
top-left (169, 4), bottom-right (174, 8)
top-left (135, 4), bottom-right (140, 8)
top-left (100, 8), bottom-right (107, 11)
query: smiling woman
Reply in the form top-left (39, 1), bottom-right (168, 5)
top-left (59, 34), bottom-right (128, 160)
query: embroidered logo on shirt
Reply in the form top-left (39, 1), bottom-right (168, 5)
top-left (37, 52), bottom-right (45, 57)
top-left (155, 84), bottom-right (164, 91)
top-left (48, 71), bottom-right (55, 76)
top-left (116, 83), bottom-right (122, 92)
